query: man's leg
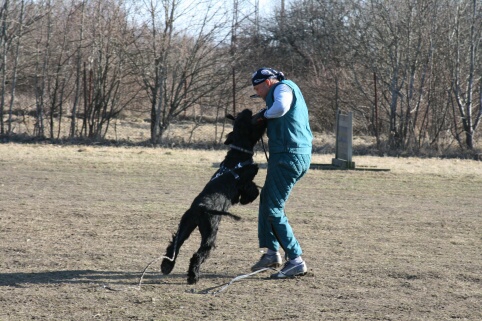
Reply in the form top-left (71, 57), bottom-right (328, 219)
top-left (252, 153), bottom-right (311, 272)
top-left (261, 153), bottom-right (310, 259)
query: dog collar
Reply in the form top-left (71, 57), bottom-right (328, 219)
top-left (229, 144), bottom-right (254, 155)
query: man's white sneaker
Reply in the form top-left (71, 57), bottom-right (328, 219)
top-left (270, 260), bottom-right (307, 279)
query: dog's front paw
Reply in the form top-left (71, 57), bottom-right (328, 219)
top-left (240, 182), bottom-right (260, 204)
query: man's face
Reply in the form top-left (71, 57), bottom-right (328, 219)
top-left (253, 80), bottom-right (270, 101)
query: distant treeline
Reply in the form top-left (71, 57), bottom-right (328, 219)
top-left (0, 0), bottom-right (481, 154)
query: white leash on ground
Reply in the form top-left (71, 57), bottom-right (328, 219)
top-left (137, 254), bottom-right (175, 289)
top-left (199, 267), bottom-right (277, 295)
top-left (138, 232), bottom-right (181, 289)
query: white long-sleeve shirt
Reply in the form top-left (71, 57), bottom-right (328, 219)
top-left (264, 83), bottom-right (293, 119)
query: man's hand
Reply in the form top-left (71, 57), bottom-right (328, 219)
top-left (251, 108), bottom-right (267, 125)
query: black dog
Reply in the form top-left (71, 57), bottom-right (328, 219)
top-left (160, 109), bottom-right (267, 284)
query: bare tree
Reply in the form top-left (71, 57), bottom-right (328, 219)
top-left (46, 3), bottom-right (77, 139)
top-left (7, 0), bottom-right (26, 135)
top-left (448, 0), bottom-right (482, 149)
top-left (0, 0), bottom-right (20, 135)
top-left (32, 0), bottom-right (53, 138)
top-left (80, 0), bottom-right (140, 139)
top-left (69, 0), bottom-right (86, 138)
top-left (132, 0), bottom-right (231, 144)
top-left (341, 0), bottom-right (453, 151)
top-left (0, 0), bottom-right (10, 135)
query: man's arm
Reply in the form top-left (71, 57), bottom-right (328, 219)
top-left (265, 84), bottom-right (293, 118)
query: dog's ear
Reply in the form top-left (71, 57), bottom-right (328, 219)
top-left (226, 114), bottom-right (235, 121)
top-left (224, 132), bottom-right (234, 145)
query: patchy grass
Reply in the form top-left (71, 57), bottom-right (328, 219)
top-left (0, 143), bottom-right (481, 320)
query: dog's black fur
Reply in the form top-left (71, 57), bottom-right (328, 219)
top-left (160, 109), bottom-right (267, 284)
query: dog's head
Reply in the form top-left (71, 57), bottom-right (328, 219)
top-left (224, 109), bottom-right (267, 149)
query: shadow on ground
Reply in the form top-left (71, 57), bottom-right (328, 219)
top-left (0, 270), bottom-right (240, 288)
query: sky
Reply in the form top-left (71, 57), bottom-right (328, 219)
top-left (258, 0), bottom-right (276, 16)
top-left (126, 0), bottom-right (294, 33)
top-left (174, 0), bottom-right (282, 35)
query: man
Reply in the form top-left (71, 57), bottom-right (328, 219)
top-left (250, 67), bottom-right (313, 279)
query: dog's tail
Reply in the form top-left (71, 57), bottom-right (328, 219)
top-left (203, 209), bottom-right (242, 221)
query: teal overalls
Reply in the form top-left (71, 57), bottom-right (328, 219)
top-left (258, 80), bottom-right (313, 259)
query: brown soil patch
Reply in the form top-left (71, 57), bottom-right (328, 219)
top-left (0, 144), bottom-right (481, 320)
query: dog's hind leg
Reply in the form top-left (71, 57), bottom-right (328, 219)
top-left (187, 218), bottom-right (219, 284)
top-left (161, 211), bottom-right (197, 275)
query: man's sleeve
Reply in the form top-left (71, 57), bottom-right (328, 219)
top-left (265, 84), bottom-right (293, 118)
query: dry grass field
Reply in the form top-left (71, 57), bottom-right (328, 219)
top-left (0, 143), bottom-right (481, 320)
